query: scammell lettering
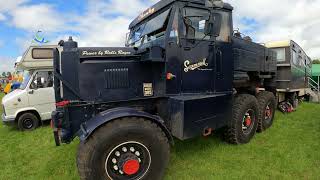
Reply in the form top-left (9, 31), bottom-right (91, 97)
top-left (184, 58), bottom-right (209, 72)
top-left (138, 8), bottom-right (155, 20)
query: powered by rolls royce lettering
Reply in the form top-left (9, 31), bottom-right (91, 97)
top-left (82, 50), bottom-right (132, 57)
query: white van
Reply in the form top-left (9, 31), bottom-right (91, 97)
top-left (1, 46), bottom-right (58, 130)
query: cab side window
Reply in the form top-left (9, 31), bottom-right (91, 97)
top-left (216, 11), bottom-right (231, 42)
top-left (183, 7), bottom-right (210, 40)
top-left (30, 71), bottom-right (53, 89)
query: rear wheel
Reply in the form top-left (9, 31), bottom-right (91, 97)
top-left (225, 94), bottom-right (259, 144)
top-left (77, 117), bottom-right (170, 180)
top-left (17, 112), bottom-right (39, 131)
top-left (256, 91), bottom-right (276, 132)
top-left (288, 92), bottom-right (299, 108)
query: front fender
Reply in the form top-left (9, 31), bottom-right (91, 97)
top-left (14, 107), bottom-right (38, 118)
top-left (78, 107), bottom-right (174, 145)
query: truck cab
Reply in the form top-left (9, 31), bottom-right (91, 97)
top-left (1, 46), bottom-right (57, 130)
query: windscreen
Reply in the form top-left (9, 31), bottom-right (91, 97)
top-left (127, 9), bottom-right (171, 47)
top-left (19, 70), bottom-right (32, 90)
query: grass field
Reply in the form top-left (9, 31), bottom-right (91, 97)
top-left (0, 92), bottom-right (319, 180)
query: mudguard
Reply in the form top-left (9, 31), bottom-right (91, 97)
top-left (78, 107), bottom-right (174, 145)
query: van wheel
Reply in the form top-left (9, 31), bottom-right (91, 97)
top-left (77, 117), bottom-right (170, 180)
top-left (17, 113), bottom-right (39, 131)
top-left (225, 94), bottom-right (259, 144)
top-left (257, 91), bottom-right (276, 132)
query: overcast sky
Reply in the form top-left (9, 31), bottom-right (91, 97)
top-left (0, 0), bottom-right (319, 73)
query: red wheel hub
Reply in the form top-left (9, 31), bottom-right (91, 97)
top-left (123, 159), bottom-right (140, 175)
top-left (266, 108), bottom-right (271, 118)
top-left (245, 116), bottom-right (252, 126)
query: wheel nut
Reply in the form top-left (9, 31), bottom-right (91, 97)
top-left (112, 158), bottom-right (117, 164)
top-left (115, 151), bottom-right (120, 157)
top-left (119, 170), bottom-right (124, 174)
top-left (138, 158), bottom-right (141, 163)
top-left (114, 165), bottom-right (119, 171)
top-left (122, 147), bottom-right (127, 152)
top-left (130, 147), bottom-right (135, 152)
top-left (135, 151), bottom-right (140, 156)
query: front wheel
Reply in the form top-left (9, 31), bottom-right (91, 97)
top-left (77, 117), bottom-right (170, 180)
top-left (17, 112), bottom-right (39, 131)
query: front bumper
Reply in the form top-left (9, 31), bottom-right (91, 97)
top-left (1, 113), bottom-right (16, 126)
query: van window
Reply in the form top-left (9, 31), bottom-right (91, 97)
top-left (32, 48), bottom-right (53, 59)
top-left (30, 71), bottom-right (53, 89)
top-left (292, 50), bottom-right (298, 65)
top-left (273, 48), bottom-right (286, 62)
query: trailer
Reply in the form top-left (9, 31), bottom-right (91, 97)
top-left (265, 40), bottom-right (312, 107)
top-left (52, 0), bottom-right (277, 179)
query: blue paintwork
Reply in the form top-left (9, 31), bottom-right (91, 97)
top-left (77, 107), bottom-right (174, 144)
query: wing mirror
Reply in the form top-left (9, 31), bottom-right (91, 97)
top-left (184, 18), bottom-right (196, 39)
top-left (204, 13), bottom-right (222, 37)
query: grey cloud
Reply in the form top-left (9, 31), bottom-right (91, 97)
top-left (225, 0), bottom-right (320, 59)
top-left (0, 56), bottom-right (15, 73)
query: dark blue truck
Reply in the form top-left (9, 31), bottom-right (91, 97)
top-left (52, 0), bottom-right (277, 179)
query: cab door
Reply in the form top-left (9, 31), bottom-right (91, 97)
top-left (180, 7), bottom-right (215, 93)
top-left (27, 70), bottom-right (55, 120)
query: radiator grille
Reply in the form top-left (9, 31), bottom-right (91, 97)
top-left (104, 68), bottom-right (129, 89)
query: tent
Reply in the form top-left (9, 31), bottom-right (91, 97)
top-left (312, 64), bottom-right (320, 90)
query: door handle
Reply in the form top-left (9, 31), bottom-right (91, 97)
top-left (28, 90), bottom-right (34, 94)
top-left (168, 41), bottom-right (175, 46)
top-left (216, 49), bottom-right (223, 74)
top-left (184, 47), bottom-right (191, 51)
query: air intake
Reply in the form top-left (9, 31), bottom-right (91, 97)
top-left (104, 68), bottom-right (129, 89)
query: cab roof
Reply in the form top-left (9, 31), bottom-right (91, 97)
top-left (129, 0), bottom-right (233, 29)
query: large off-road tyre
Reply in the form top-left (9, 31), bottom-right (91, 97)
top-left (77, 117), bottom-right (170, 180)
top-left (256, 91), bottom-right (276, 132)
top-left (17, 112), bottom-right (39, 131)
top-left (225, 94), bottom-right (259, 144)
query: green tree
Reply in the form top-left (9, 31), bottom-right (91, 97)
top-left (6, 72), bottom-right (11, 78)
top-left (313, 59), bottom-right (320, 64)
top-left (2, 72), bottom-right (6, 77)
